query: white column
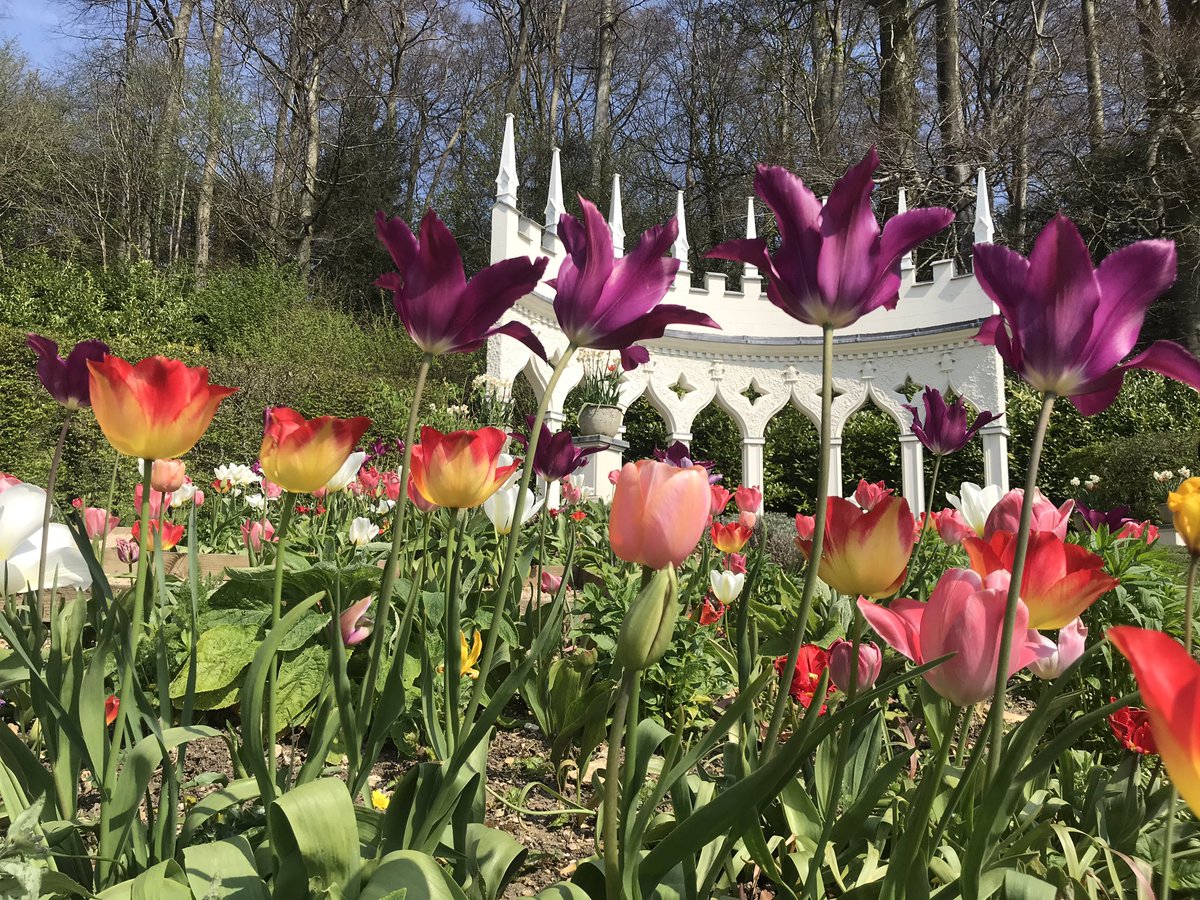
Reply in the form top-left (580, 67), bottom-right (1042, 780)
top-left (495, 113), bottom-right (517, 208)
top-left (609, 174), bottom-right (625, 257)
top-left (741, 436), bottom-right (765, 490)
top-left (980, 424), bottom-right (1010, 493)
top-left (544, 147), bottom-right (564, 243)
top-left (576, 437), bottom-right (628, 504)
top-left (899, 434), bottom-right (926, 514)
top-left (827, 437), bottom-right (844, 498)
top-left (667, 431), bottom-right (693, 447)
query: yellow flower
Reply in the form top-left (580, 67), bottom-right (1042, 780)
top-left (1168, 477), bottom-right (1200, 555)
top-left (371, 789), bottom-right (390, 811)
top-left (461, 631), bottom-right (482, 680)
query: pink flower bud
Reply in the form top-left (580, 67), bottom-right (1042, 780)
top-left (828, 638), bottom-right (883, 693)
top-left (541, 571), bottom-right (563, 594)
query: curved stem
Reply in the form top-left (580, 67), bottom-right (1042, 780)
top-left (34, 415), bottom-right (73, 618)
top-left (1162, 553), bottom-right (1198, 900)
top-left (463, 345), bottom-right (577, 730)
top-left (762, 324), bottom-right (834, 756)
top-left (359, 354), bottom-right (432, 723)
top-left (603, 669), bottom-right (635, 899)
top-left (985, 391), bottom-right (1055, 781)
top-left (266, 491), bottom-right (297, 783)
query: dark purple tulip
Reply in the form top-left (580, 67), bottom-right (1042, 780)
top-left (515, 416), bottom-right (599, 481)
top-left (903, 386), bottom-right (1000, 456)
top-left (708, 149), bottom-right (954, 328)
top-left (549, 198), bottom-right (719, 370)
top-left (1075, 502), bottom-right (1136, 532)
top-left (974, 214), bottom-right (1200, 415)
top-left (26, 334), bottom-right (110, 410)
top-left (375, 209), bottom-right (549, 358)
top-left (653, 441), bottom-right (722, 484)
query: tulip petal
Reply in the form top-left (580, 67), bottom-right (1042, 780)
top-left (1087, 239), bottom-right (1177, 369)
top-left (858, 596), bottom-right (925, 664)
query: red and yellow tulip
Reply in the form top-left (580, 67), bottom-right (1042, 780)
top-left (795, 494), bottom-right (915, 598)
top-left (409, 426), bottom-right (518, 509)
top-left (88, 355), bottom-right (237, 460)
top-left (259, 408), bottom-right (372, 495)
top-left (609, 460), bottom-right (710, 570)
top-left (132, 518), bottom-right (184, 552)
top-left (963, 530), bottom-right (1116, 629)
top-left (1109, 627), bottom-right (1200, 814)
top-left (711, 521), bottom-right (753, 554)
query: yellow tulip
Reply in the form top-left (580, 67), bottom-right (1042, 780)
top-left (460, 631), bottom-right (482, 680)
top-left (1168, 477), bottom-right (1200, 555)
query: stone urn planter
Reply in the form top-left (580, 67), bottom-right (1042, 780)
top-left (578, 404), bottom-right (623, 438)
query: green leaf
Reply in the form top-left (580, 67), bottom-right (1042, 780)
top-left (182, 833), bottom-right (268, 900)
top-left (1000, 870), bottom-right (1058, 900)
top-left (169, 624), bottom-right (258, 697)
top-left (96, 859), bottom-right (192, 900)
top-left (461, 823), bottom-right (527, 900)
top-left (269, 778), bottom-right (362, 900)
top-left (179, 777), bottom-right (260, 847)
top-left (274, 644), bottom-right (327, 732)
top-left (361, 850), bottom-right (469, 900)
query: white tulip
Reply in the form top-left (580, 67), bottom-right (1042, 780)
top-left (325, 451), bottom-right (368, 493)
top-left (375, 498), bottom-right (396, 514)
top-left (482, 483), bottom-right (542, 535)
top-left (171, 481), bottom-right (198, 507)
top-left (946, 482), bottom-right (1004, 535)
top-left (214, 463), bottom-right (260, 489)
top-left (709, 569), bottom-right (746, 604)
top-left (246, 494), bottom-right (266, 511)
top-left (348, 516), bottom-right (380, 547)
top-left (0, 483), bottom-right (91, 595)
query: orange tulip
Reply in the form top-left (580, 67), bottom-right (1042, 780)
top-left (409, 426), bottom-right (518, 509)
top-left (609, 460), bottom-right (710, 569)
top-left (1109, 626), bottom-right (1200, 815)
top-left (151, 459), bottom-right (187, 493)
top-left (88, 356), bottom-right (237, 460)
top-left (795, 494), bottom-right (915, 598)
top-left (963, 530), bottom-right (1116, 629)
top-left (132, 518), bottom-right (184, 551)
top-left (259, 408), bottom-right (372, 495)
top-left (104, 694), bottom-right (119, 726)
top-left (711, 521), bottom-right (753, 554)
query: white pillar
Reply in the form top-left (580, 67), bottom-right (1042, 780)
top-left (667, 431), bottom-right (693, 447)
top-left (544, 147), bottom-right (564, 242)
top-left (899, 434), bottom-right (926, 514)
top-left (827, 437), bottom-right (844, 498)
top-left (742, 195), bottom-right (761, 301)
top-left (980, 424), bottom-right (1010, 493)
top-left (974, 167), bottom-right (994, 246)
top-left (576, 437), bottom-right (627, 504)
top-left (741, 436), bottom-right (765, 490)
top-left (609, 174), bottom-right (625, 257)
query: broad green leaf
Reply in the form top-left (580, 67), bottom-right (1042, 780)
top-left (169, 624), bottom-right (258, 697)
top-left (97, 859), bottom-right (191, 900)
top-left (461, 823), bottom-right (527, 900)
top-left (274, 644), bottom-right (327, 732)
top-left (362, 850), bottom-right (469, 900)
top-left (269, 778), bottom-right (361, 899)
top-left (183, 833), bottom-right (268, 900)
top-left (179, 777), bottom-right (260, 847)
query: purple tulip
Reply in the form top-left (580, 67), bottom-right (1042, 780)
top-left (375, 209), bottom-right (549, 358)
top-left (903, 386), bottom-right (1000, 457)
top-left (653, 441), bottom-right (722, 484)
top-left (515, 417), bottom-right (599, 482)
top-left (974, 214), bottom-right (1200, 415)
top-left (549, 198), bottom-right (718, 370)
top-left (115, 538), bottom-right (139, 566)
top-left (708, 149), bottom-right (954, 329)
top-left (26, 334), bottom-right (110, 410)
top-left (1075, 502), bottom-right (1136, 532)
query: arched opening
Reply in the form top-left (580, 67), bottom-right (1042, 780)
top-left (691, 403), bottom-right (743, 485)
top-left (511, 370), bottom-right (540, 432)
top-left (764, 403), bottom-right (820, 515)
top-left (622, 394), bottom-right (669, 461)
top-left (842, 399), bottom-right (902, 494)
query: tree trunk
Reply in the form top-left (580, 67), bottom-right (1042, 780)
top-left (591, 0), bottom-right (617, 192)
top-left (874, 0), bottom-right (919, 179)
top-left (934, 0), bottom-right (970, 186)
top-left (1136, 0), bottom-right (1165, 118)
top-left (545, 0), bottom-right (569, 146)
top-left (149, 0), bottom-right (196, 263)
top-left (269, 10), bottom-right (301, 259)
top-left (195, 0), bottom-right (227, 273)
top-left (295, 53), bottom-right (321, 272)
top-left (1011, 0), bottom-right (1050, 249)
top-left (1080, 0), bottom-right (1105, 147)
top-left (504, 1), bottom-right (531, 114)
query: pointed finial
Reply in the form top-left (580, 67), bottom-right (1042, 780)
top-left (496, 113), bottom-right (517, 207)
top-left (974, 167), bottom-right (993, 245)
top-left (544, 147), bottom-right (565, 236)
top-left (609, 174), bottom-right (625, 257)
top-left (744, 196), bottom-right (758, 278)
top-left (897, 186), bottom-right (914, 271)
top-left (673, 190), bottom-right (690, 268)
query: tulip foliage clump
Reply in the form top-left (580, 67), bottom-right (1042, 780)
top-left (4, 151), bottom-right (1200, 900)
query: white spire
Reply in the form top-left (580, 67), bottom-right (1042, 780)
top-left (744, 195), bottom-right (758, 278)
top-left (673, 190), bottom-right (690, 268)
top-left (544, 147), bottom-right (565, 236)
top-left (897, 186), bottom-right (914, 271)
top-left (496, 113), bottom-right (517, 207)
top-left (609, 174), bottom-right (625, 257)
top-left (974, 167), bottom-right (994, 245)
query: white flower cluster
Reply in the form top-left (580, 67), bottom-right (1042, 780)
top-left (1153, 470), bottom-right (1177, 484)
top-left (1069, 474), bottom-right (1100, 490)
top-left (472, 374), bottom-right (513, 403)
top-left (214, 463), bottom-right (261, 495)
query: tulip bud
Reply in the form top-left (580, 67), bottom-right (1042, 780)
top-left (152, 459), bottom-right (187, 493)
top-left (739, 510), bottom-right (757, 530)
top-left (615, 568), bottom-right (679, 671)
top-left (541, 571), bottom-right (563, 594)
top-left (828, 638), bottom-right (882, 693)
top-left (709, 569), bottom-right (745, 604)
top-left (1169, 477), bottom-right (1200, 556)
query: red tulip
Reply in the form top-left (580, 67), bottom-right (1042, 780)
top-left (409, 426), bottom-right (518, 509)
top-left (1108, 704), bottom-right (1158, 755)
top-left (774, 645), bottom-right (835, 714)
top-left (697, 596), bottom-right (727, 626)
top-left (132, 518), bottom-right (184, 552)
top-left (963, 530), bottom-right (1116, 629)
top-left (609, 460), bottom-right (710, 569)
top-left (104, 694), bottom-right (119, 726)
top-left (795, 494), bottom-right (915, 598)
top-left (259, 408), bottom-right (372, 495)
top-left (853, 478), bottom-right (893, 512)
top-left (88, 355), bottom-right (237, 460)
top-left (710, 484), bottom-right (733, 516)
top-left (711, 521), bottom-right (753, 554)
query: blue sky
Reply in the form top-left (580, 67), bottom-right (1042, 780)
top-left (0, 4), bottom-right (80, 71)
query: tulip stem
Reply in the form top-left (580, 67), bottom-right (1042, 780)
top-left (603, 668), bottom-right (635, 899)
top-left (33, 414), bottom-right (73, 625)
top-left (463, 345), bottom-right (577, 734)
top-left (762, 324), bottom-right (834, 758)
top-left (1161, 553), bottom-right (1197, 900)
top-left (360, 353), bottom-right (432, 729)
top-left (443, 508), bottom-right (464, 755)
top-left (985, 390), bottom-right (1055, 782)
top-left (266, 491), bottom-right (298, 788)
top-left (99, 454), bottom-right (120, 565)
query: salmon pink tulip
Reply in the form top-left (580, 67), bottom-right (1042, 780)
top-left (88, 356), bottom-right (237, 460)
top-left (1109, 627), bottom-right (1200, 811)
top-left (1115, 520), bottom-right (1159, 542)
top-left (963, 530), bottom-right (1116, 629)
top-left (853, 479), bottom-right (893, 512)
top-left (735, 485), bottom-right (763, 515)
top-left (609, 460), bottom-right (710, 569)
top-left (710, 484), bottom-right (732, 516)
top-left (795, 494), bottom-right (915, 598)
top-left (104, 695), bottom-right (119, 726)
top-left (409, 426), bottom-right (518, 509)
top-left (709, 148), bottom-right (954, 328)
top-left (27, 334), bottom-right (110, 409)
top-left (151, 459), bottom-right (187, 493)
top-left (859, 569), bottom-right (1049, 706)
top-left (132, 518), bottom-right (184, 551)
top-left (739, 510), bottom-right (757, 530)
top-left (984, 488), bottom-right (1073, 540)
top-left (259, 408), bottom-right (372, 495)
top-left (711, 521), bottom-right (753, 553)
top-left (933, 509), bottom-right (974, 546)
top-left (974, 214), bottom-right (1200, 415)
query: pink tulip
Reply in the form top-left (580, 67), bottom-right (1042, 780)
top-left (933, 509), bottom-right (974, 546)
top-left (710, 484), bottom-right (733, 516)
top-left (1027, 617), bottom-right (1088, 680)
top-left (726, 552), bottom-right (748, 575)
top-left (984, 488), bottom-right (1073, 540)
top-left (84, 507), bottom-right (119, 540)
top-left (1116, 520), bottom-right (1159, 543)
top-left (541, 571), bottom-right (563, 594)
top-left (608, 469), bottom-right (621, 485)
top-left (0, 473), bottom-right (21, 493)
top-left (193, 489), bottom-right (206, 507)
top-left (134, 483), bottom-right (172, 518)
top-left (734, 485), bottom-right (762, 515)
top-left (407, 478), bottom-right (437, 512)
top-left (609, 460), bottom-right (711, 570)
top-left (151, 459), bottom-right (187, 493)
top-left (240, 519), bottom-right (276, 552)
top-left (828, 638), bottom-right (883, 693)
top-left (794, 513), bottom-right (815, 542)
top-left (561, 478), bottom-right (584, 506)
top-left (739, 510), bottom-right (757, 530)
top-left (853, 479), bottom-right (893, 512)
top-left (340, 597), bottom-right (373, 646)
top-left (261, 479), bottom-right (283, 500)
top-left (858, 568), bottom-right (1048, 706)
